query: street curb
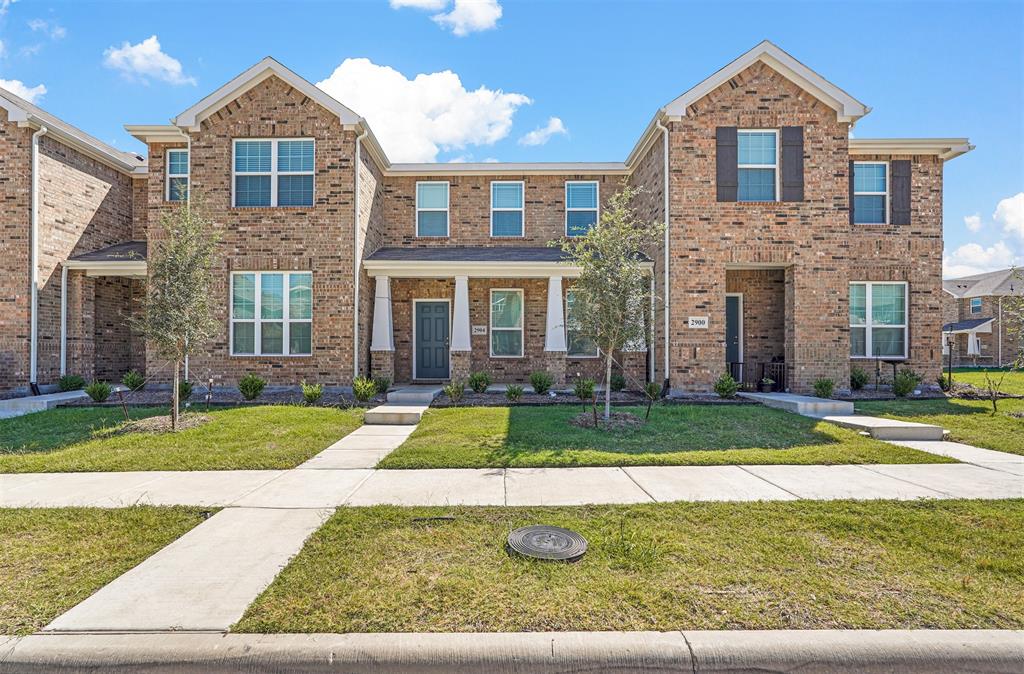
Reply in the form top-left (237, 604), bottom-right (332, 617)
top-left (1, 630), bottom-right (1022, 673)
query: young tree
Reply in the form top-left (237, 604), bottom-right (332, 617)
top-left (132, 200), bottom-right (219, 429)
top-left (557, 184), bottom-right (664, 421)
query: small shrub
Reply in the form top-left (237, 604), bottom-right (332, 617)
top-left (178, 380), bottom-right (193, 401)
top-left (372, 375), bottom-right (391, 395)
top-left (58, 374), bottom-right (85, 392)
top-left (505, 384), bottom-right (524, 402)
top-left (238, 373), bottom-right (266, 401)
top-left (443, 380), bottom-right (465, 403)
top-left (644, 381), bottom-right (661, 400)
top-left (609, 373), bottom-right (626, 392)
top-left (301, 381), bottom-right (323, 405)
top-left (713, 373), bottom-right (739, 399)
top-left (813, 377), bottom-right (835, 399)
top-left (573, 377), bottom-right (595, 401)
top-left (936, 373), bottom-right (951, 392)
top-left (84, 380), bottom-right (111, 403)
top-left (530, 371), bottom-right (554, 395)
top-left (352, 377), bottom-right (377, 403)
top-left (468, 371), bottom-right (492, 394)
top-left (850, 366), bottom-right (868, 391)
top-left (122, 370), bottom-right (144, 391)
top-left (893, 367), bottom-right (921, 398)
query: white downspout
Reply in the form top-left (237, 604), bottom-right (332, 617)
top-left (655, 118), bottom-right (670, 386)
top-left (59, 264), bottom-right (67, 376)
top-left (353, 126), bottom-right (368, 381)
top-left (30, 125), bottom-right (48, 389)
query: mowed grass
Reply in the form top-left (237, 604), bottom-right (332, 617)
top-left (950, 368), bottom-right (1024, 396)
top-left (0, 507), bottom-right (209, 635)
top-left (857, 397), bottom-right (1024, 456)
top-left (376, 405), bottom-right (951, 469)
top-left (0, 405), bottom-right (363, 472)
top-left (235, 500), bottom-right (1024, 633)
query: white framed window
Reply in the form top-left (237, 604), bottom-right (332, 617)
top-left (166, 149), bottom-right (189, 202)
top-left (230, 271), bottom-right (313, 356)
top-left (853, 161), bottom-right (888, 224)
top-left (232, 139), bottom-right (314, 207)
top-left (416, 181), bottom-right (449, 237)
top-left (490, 288), bottom-right (523, 357)
top-left (491, 181), bottom-right (524, 237)
top-left (850, 281), bottom-right (908, 359)
top-left (565, 181), bottom-right (599, 236)
top-left (566, 290), bottom-right (598, 357)
top-left (970, 297), bottom-right (982, 314)
top-left (737, 130), bottom-right (778, 202)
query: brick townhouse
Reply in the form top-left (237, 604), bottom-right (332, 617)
top-left (0, 41), bottom-right (973, 399)
top-left (942, 268), bottom-right (1023, 367)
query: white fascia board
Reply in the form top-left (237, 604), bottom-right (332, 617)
top-left (174, 57), bottom-right (362, 131)
top-left (364, 259), bottom-right (654, 278)
top-left (385, 162), bottom-right (628, 177)
top-left (124, 124), bottom-right (189, 144)
top-left (64, 260), bottom-right (147, 276)
top-left (849, 138), bottom-right (975, 161)
top-left (662, 40), bottom-right (869, 123)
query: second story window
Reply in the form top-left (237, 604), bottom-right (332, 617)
top-left (233, 139), bottom-right (314, 207)
top-left (853, 162), bottom-right (888, 224)
top-left (491, 181), bottom-right (524, 237)
top-left (566, 181), bottom-right (599, 236)
top-left (416, 181), bottom-right (449, 237)
top-left (737, 130), bottom-right (778, 201)
top-left (970, 297), bottom-right (982, 314)
top-left (166, 149), bottom-right (189, 202)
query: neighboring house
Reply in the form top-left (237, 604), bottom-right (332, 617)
top-left (0, 41), bottom-right (973, 398)
top-left (942, 268), bottom-right (1023, 367)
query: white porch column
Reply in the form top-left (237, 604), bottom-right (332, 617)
top-left (370, 275), bottom-right (394, 351)
top-left (451, 275), bottom-right (471, 352)
top-left (544, 275), bottom-right (567, 352)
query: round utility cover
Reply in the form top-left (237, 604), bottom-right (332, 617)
top-left (507, 525), bottom-right (587, 562)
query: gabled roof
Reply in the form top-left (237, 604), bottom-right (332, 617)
top-left (661, 40), bottom-right (869, 123)
top-left (0, 86), bottom-right (146, 175)
top-left (173, 56), bottom-right (363, 131)
top-left (943, 268), bottom-right (1023, 298)
top-left (943, 318), bottom-right (994, 334)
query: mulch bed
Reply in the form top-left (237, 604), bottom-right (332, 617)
top-left (63, 388), bottom-right (385, 409)
top-left (569, 410), bottom-right (644, 431)
top-left (113, 413), bottom-right (212, 435)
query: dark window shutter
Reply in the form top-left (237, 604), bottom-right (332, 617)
top-left (716, 127), bottom-right (737, 202)
top-left (780, 126), bottom-right (803, 201)
top-left (891, 159), bottom-right (911, 225)
top-left (848, 160), bottom-right (855, 225)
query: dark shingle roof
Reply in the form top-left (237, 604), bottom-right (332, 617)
top-left (69, 241), bottom-right (147, 263)
top-left (943, 318), bottom-right (994, 332)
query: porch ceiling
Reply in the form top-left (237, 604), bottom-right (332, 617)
top-left (364, 246), bottom-right (653, 278)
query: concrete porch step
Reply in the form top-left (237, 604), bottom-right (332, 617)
top-left (364, 404), bottom-right (428, 425)
top-left (386, 386), bottom-right (442, 405)
top-left (737, 392), bottom-right (854, 416)
top-left (822, 415), bottom-right (946, 441)
top-left (0, 386), bottom-right (126, 420)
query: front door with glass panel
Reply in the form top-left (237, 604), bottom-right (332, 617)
top-left (725, 294), bottom-right (742, 381)
top-left (415, 301), bottom-right (449, 379)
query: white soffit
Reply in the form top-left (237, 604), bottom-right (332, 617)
top-left (849, 138), bottom-right (974, 161)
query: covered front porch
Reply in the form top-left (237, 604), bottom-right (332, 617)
top-left (364, 247), bottom-right (653, 387)
top-left (724, 267), bottom-right (788, 390)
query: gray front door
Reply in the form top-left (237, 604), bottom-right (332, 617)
top-left (725, 295), bottom-right (742, 377)
top-left (415, 301), bottom-right (449, 379)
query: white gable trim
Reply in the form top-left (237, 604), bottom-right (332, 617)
top-left (662, 40), bottom-right (869, 123)
top-left (174, 57), bottom-right (362, 131)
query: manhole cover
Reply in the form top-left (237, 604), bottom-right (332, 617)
top-left (507, 525), bottom-right (587, 562)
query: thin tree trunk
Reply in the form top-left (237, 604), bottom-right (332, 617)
top-left (172, 359), bottom-right (180, 431)
top-left (604, 353), bottom-right (612, 421)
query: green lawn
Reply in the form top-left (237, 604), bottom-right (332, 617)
top-left (950, 368), bottom-right (1024, 396)
top-left (235, 500), bottom-right (1024, 633)
top-left (857, 397), bottom-right (1024, 456)
top-left (1, 507), bottom-right (208, 635)
top-left (0, 405), bottom-right (363, 473)
top-left (376, 405), bottom-right (951, 469)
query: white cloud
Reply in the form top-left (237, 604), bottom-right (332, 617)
top-left (994, 192), bottom-right (1024, 239)
top-left (0, 1), bottom-right (17, 18)
top-left (943, 241), bottom-right (1019, 278)
top-left (28, 18), bottom-right (66, 40)
top-left (0, 78), bottom-right (46, 102)
top-left (518, 116), bottom-right (567, 146)
top-left (390, 0), bottom-right (447, 8)
top-left (316, 58), bottom-right (530, 162)
top-left (103, 35), bottom-right (195, 86)
top-left (964, 214), bottom-right (982, 233)
top-left (0, 39), bottom-right (5, 58)
top-left (432, 0), bottom-right (502, 36)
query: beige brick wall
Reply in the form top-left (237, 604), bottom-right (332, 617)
top-left (943, 294), bottom-right (1023, 366)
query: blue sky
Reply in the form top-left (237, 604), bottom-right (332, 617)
top-left (1, 0), bottom-right (1021, 277)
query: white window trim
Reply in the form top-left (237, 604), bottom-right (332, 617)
top-left (970, 297), bottom-right (982, 314)
top-left (565, 289), bottom-right (598, 358)
top-left (489, 288), bottom-right (524, 358)
top-left (165, 149), bottom-right (189, 202)
top-left (853, 160), bottom-right (889, 225)
top-left (490, 180), bottom-right (525, 238)
top-left (737, 129), bottom-right (779, 202)
top-left (850, 281), bottom-right (908, 360)
top-left (415, 181), bottom-right (450, 237)
top-left (565, 180), bottom-right (600, 237)
top-left (231, 138), bottom-right (315, 208)
top-left (229, 271), bottom-right (313, 357)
